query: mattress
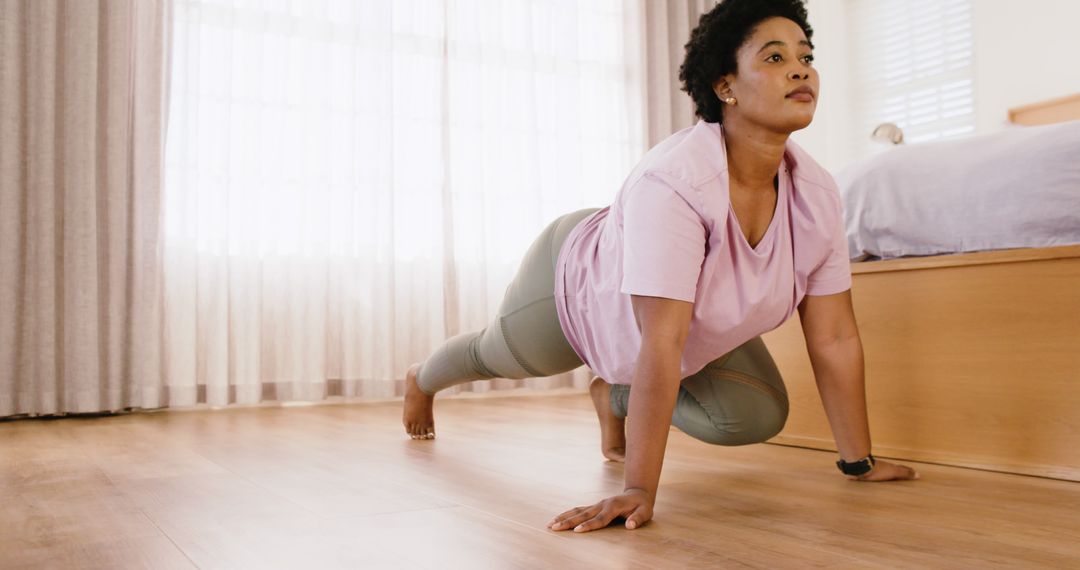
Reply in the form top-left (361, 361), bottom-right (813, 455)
top-left (835, 120), bottom-right (1080, 261)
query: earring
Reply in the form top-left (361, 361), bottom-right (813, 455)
top-left (724, 97), bottom-right (737, 105)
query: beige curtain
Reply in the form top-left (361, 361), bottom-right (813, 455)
top-left (0, 0), bottom-right (171, 417)
top-left (640, 0), bottom-right (719, 147)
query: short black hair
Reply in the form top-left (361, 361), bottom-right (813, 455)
top-left (678, 0), bottom-right (814, 124)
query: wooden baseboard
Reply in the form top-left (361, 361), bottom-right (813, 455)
top-left (766, 435), bottom-right (1080, 482)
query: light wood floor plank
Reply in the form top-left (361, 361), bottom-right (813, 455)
top-left (2, 392), bottom-right (1078, 569)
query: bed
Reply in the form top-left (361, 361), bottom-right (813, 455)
top-left (762, 95), bottom-right (1080, 482)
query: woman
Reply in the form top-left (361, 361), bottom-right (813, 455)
top-left (402, 0), bottom-right (920, 533)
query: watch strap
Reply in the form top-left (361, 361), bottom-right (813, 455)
top-left (836, 454), bottom-right (876, 476)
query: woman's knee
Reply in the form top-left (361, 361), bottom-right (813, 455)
top-left (677, 382), bottom-right (790, 446)
top-left (726, 397), bottom-right (788, 445)
top-left (694, 408), bottom-right (788, 446)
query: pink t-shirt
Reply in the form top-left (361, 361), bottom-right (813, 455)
top-left (554, 120), bottom-right (852, 385)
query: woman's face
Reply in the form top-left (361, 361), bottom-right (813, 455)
top-left (713, 16), bottom-right (819, 133)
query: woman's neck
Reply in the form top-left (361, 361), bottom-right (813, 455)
top-left (722, 117), bottom-right (788, 191)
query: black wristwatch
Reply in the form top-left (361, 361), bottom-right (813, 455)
top-left (836, 454), bottom-right (876, 476)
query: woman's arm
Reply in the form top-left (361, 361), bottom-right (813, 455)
top-left (805, 333), bottom-right (871, 461)
top-left (798, 290), bottom-right (919, 480)
top-left (622, 294), bottom-right (694, 500)
top-left (547, 294), bottom-right (692, 533)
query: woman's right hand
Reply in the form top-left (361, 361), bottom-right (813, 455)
top-left (547, 295), bottom-right (681, 534)
top-left (546, 488), bottom-right (655, 533)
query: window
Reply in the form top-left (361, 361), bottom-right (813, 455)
top-left (849, 0), bottom-right (974, 155)
top-left (165, 0), bottom-right (645, 263)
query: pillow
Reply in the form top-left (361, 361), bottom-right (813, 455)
top-left (835, 120), bottom-right (1080, 260)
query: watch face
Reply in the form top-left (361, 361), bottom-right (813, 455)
top-left (849, 461), bottom-right (872, 475)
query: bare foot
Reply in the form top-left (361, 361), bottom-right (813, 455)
top-left (403, 363), bottom-right (436, 440)
top-left (589, 376), bottom-right (626, 462)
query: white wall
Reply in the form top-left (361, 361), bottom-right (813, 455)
top-left (971, 0), bottom-right (1080, 133)
top-left (792, 0), bottom-right (1080, 174)
top-left (790, 0), bottom-right (852, 174)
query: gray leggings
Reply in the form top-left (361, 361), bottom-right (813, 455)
top-left (416, 208), bottom-right (790, 446)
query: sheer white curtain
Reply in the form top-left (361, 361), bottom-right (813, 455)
top-left (163, 0), bottom-right (649, 406)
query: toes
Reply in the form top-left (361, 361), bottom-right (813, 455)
top-left (407, 422), bottom-right (435, 440)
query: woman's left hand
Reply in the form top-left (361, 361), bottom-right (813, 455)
top-left (846, 458), bottom-right (920, 482)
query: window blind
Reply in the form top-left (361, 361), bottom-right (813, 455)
top-left (849, 0), bottom-right (974, 154)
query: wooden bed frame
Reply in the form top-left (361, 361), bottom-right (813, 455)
top-left (762, 96), bottom-right (1080, 482)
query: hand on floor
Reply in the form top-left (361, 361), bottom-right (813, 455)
top-left (547, 488), bottom-right (654, 533)
top-left (847, 458), bottom-right (920, 482)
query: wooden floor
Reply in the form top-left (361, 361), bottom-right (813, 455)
top-left (2, 393), bottom-right (1079, 569)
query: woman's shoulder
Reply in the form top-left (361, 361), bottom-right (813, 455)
top-left (783, 140), bottom-right (845, 231)
top-left (638, 121), bottom-right (728, 190)
top-left (784, 138), bottom-right (839, 197)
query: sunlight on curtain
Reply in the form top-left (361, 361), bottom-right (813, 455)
top-left (164, 0), bottom-right (645, 405)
